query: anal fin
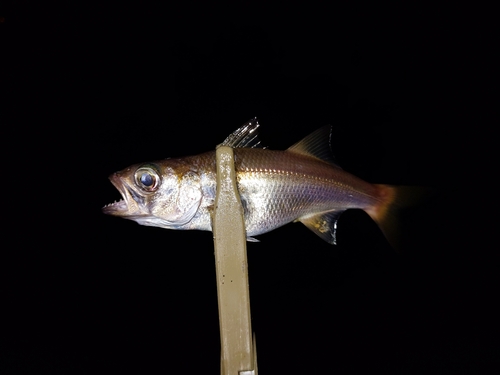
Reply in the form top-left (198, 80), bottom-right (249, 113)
top-left (298, 211), bottom-right (343, 245)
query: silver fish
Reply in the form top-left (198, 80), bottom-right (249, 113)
top-left (103, 119), bottom-right (402, 245)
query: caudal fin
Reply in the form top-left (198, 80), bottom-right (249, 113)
top-left (365, 185), bottom-right (428, 250)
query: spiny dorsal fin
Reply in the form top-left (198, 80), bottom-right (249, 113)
top-left (298, 210), bottom-right (343, 245)
top-left (287, 125), bottom-right (341, 168)
top-left (221, 118), bottom-right (265, 148)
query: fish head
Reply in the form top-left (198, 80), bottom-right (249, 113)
top-left (103, 162), bottom-right (202, 229)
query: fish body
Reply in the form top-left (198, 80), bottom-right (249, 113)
top-left (103, 119), bottom-right (398, 245)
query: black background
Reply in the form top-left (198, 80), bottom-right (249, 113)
top-left (2, 3), bottom-right (497, 374)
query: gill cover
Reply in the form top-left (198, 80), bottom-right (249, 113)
top-left (148, 167), bottom-right (202, 227)
top-left (174, 171), bottom-right (203, 226)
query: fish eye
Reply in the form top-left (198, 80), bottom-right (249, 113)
top-left (134, 167), bottom-right (160, 192)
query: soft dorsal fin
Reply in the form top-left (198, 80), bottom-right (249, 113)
top-left (287, 125), bottom-right (341, 168)
top-left (221, 118), bottom-right (265, 148)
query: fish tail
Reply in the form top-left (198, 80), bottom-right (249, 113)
top-left (365, 184), bottom-right (427, 250)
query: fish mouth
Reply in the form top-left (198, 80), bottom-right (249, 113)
top-left (102, 173), bottom-right (140, 216)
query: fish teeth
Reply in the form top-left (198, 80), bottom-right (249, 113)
top-left (103, 199), bottom-right (124, 208)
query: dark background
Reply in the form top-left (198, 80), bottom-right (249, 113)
top-left (2, 3), bottom-right (497, 374)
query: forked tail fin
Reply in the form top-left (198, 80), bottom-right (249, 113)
top-left (365, 185), bottom-right (428, 250)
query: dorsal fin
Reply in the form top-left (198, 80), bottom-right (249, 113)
top-left (287, 125), bottom-right (341, 168)
top-left (221, 118), bottom-right (264, 148)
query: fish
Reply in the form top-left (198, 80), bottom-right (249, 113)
top-left (103, 118), bottom-right (406, 246)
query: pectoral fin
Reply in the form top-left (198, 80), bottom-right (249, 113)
top-left (299, 211), bottom-right (343, 245)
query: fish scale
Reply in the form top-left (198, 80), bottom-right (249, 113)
top-left (232, 148), bottom-right (379, 237)
top-left (103, 119), bottom-right (401, 246)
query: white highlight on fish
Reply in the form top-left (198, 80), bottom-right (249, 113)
top-left (103, 119), bottom-right (402, 245)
